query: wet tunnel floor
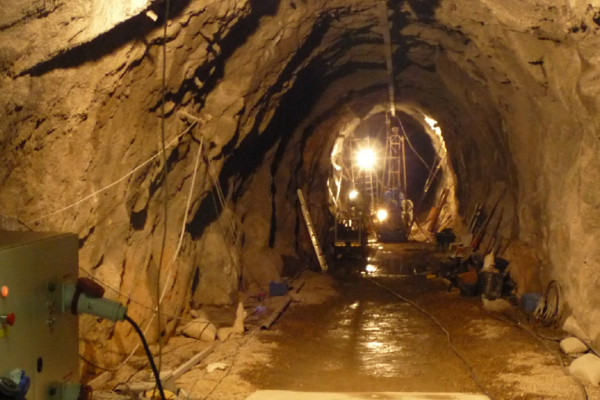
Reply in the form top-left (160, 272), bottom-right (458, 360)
top-left (242, 242), bottom-right (593, 400)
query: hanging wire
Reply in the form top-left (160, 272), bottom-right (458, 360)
top-left (393, 115), bottom-right (433, 173)
top-left (158, 134), bottom-right (204, 303)
top-left (26, 122), bottom-right (198, 225)
top-left (155, 0), bottom-right (172, 377)
top-left (378, 0), bottom-right (395, 117)
top-left (80, 129), bottom-right (205, 373)
top-left (422, 153), bottom-right (446, 196)
top-left (78, 267), bottom-right (194, 322)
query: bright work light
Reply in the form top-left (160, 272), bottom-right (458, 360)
top-left (356, 148), bottom-right (376, 170)
top-left (349, 190), bottom-right (358, 200)
top-left (376, 208), bottom-right (388, 222)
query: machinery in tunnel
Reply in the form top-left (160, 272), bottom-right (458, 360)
top-left (329, 109), bottom-right (444, 245)
top-left (0, 231), bottom-right (165, 400)
top-left (4, 0), bottom-right (600, 396)
top-left (375, 117), bottom-right (412, 243)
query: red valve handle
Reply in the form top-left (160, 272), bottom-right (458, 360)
top-left (3, 313), bottom-right (15, 326)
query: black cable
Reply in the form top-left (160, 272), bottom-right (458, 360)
top-left (124, 315), bottom-right (166, 400)
top-left (533, 280), bottom-right (563, 326)
top-left (157, 0), bottom-right (172, 376)
top-left (365, 277), bottom-right (497, 400)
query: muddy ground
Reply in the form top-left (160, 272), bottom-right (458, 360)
top-left (96, 242), bottom-right (600, 400)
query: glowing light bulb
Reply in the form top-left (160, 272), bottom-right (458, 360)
top-left (357, 148), bottom-right (376, 170)
top-left (376, 208), bottom-right (388, 222)
top-left (349, 190), bottom-right (358, 200)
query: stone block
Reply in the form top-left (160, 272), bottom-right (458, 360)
top-left (569, 353), bottom-right (600, 385)
top-left (560, 337), bottom-right (588, 355)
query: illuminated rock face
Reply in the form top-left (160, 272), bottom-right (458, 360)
top-left (1, 0), bottom-right (600, 364)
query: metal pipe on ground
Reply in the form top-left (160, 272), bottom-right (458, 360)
top-left (124, 343), bottom-right (216, 392)
top-left (261, 296), bottom-right (292, 330)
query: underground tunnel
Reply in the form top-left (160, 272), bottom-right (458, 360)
top-left (1, 0), bottom-right (600, 399)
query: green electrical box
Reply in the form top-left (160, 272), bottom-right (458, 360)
top-left (0, 231), bottom-right (80, 400)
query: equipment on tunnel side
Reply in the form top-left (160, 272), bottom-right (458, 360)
top-left (469, 189), bottom-right (505, 253)
top-left (435, 228), bottom-right (456, 252)
top-left (333, 214), bottom-right (367, 261)
top-left (427, 188), bottom-right (448, 234)
top-left (375, 190), bottom-right (412, 243)
top-left (0, 231), bottom-right (165, 400)
top-left (297, 189), bottom-right (329, 272)
top-left (0, 231), bottom-right (83, 400)
top-left (375, 120), bottom-right (414, 243)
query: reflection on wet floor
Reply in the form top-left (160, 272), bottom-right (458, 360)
top-left (249, 242), bottom-right (477, 393)
top-left (364, 242), bottom-right (444, 277)
top-left (246, 241), bottom-right (592, 400)
top-left (330, 300), bottom-right (436, 378)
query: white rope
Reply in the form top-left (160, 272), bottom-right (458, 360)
top-left (159, 134), bottom-right (204, 303)
top-left (205, 151), bottom-right (237, 242)
top-left (81, 127), bottom-right (205, 372)
top-left (26, 121), bottom-right (198, 225)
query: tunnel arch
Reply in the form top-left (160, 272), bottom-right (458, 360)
top-left (1, 0), bottom-right (600, 369)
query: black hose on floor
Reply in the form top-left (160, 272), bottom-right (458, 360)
top-left (125, 315), bottom-right (166, 400)
top-left (365, 277), bottom-right (497, 400)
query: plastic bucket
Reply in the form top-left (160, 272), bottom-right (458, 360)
top-left (521, 293), bottom-right (542, 313)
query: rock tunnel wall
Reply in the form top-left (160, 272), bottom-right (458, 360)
top-left (1, 0), bottom-right (600, 366)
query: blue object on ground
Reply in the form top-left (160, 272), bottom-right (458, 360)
top-left (269, 281), bottom-right (289, 296)
top-left (521, 293), bottom-right (542, 313)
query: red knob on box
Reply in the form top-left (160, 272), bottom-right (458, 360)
top-left (2, 313), bottom-right (15, 326)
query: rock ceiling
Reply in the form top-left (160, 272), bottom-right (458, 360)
top-left (1, 0), bottom-right (600, 363)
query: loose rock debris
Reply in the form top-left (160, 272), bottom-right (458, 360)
top-left (93, 250), bottom-right (600, 400)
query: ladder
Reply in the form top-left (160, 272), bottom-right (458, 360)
top-left (297, 189), bottom-right (328, 272)
top-left (385, 127), bottom-right (405, 196)
top-left (350, 137), bottom-right (378, 213)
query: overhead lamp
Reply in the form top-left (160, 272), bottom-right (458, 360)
top-left (348, 190), bottom-right (358, 200)
top-left (356, 148), bottom-right (376, 170)
top-left (376, 208), bottom-right (388, 222)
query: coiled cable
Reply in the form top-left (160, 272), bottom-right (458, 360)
top-left (533, 280), bottom-right (563, 327)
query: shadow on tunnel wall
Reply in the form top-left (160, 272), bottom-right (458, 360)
top-left (164, 0), bottom-right (280, 113)
top-left (184, 0), bottom-right (443, 241)
top-left (21, 0), bottom-right (192, 76)
top-left (404, 0), bottom-right (441, 21)
top-left (185, 16), bottom-right (334, 241)
top-left (20, 0), bottom-right (281, 77)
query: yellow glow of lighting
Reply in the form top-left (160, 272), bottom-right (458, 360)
top-left (424, 116), bottom-right (441, 136)
top-left (424, 115), bottom-right (447, 156)
top-left (356, 148), bottom-right (376, 170)
top-left (376, 208), bottom-right (389, 222)
top-left (348, 189), bottom-right (358, 200)
top-left (365, 264), bottom-right (378, 273)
